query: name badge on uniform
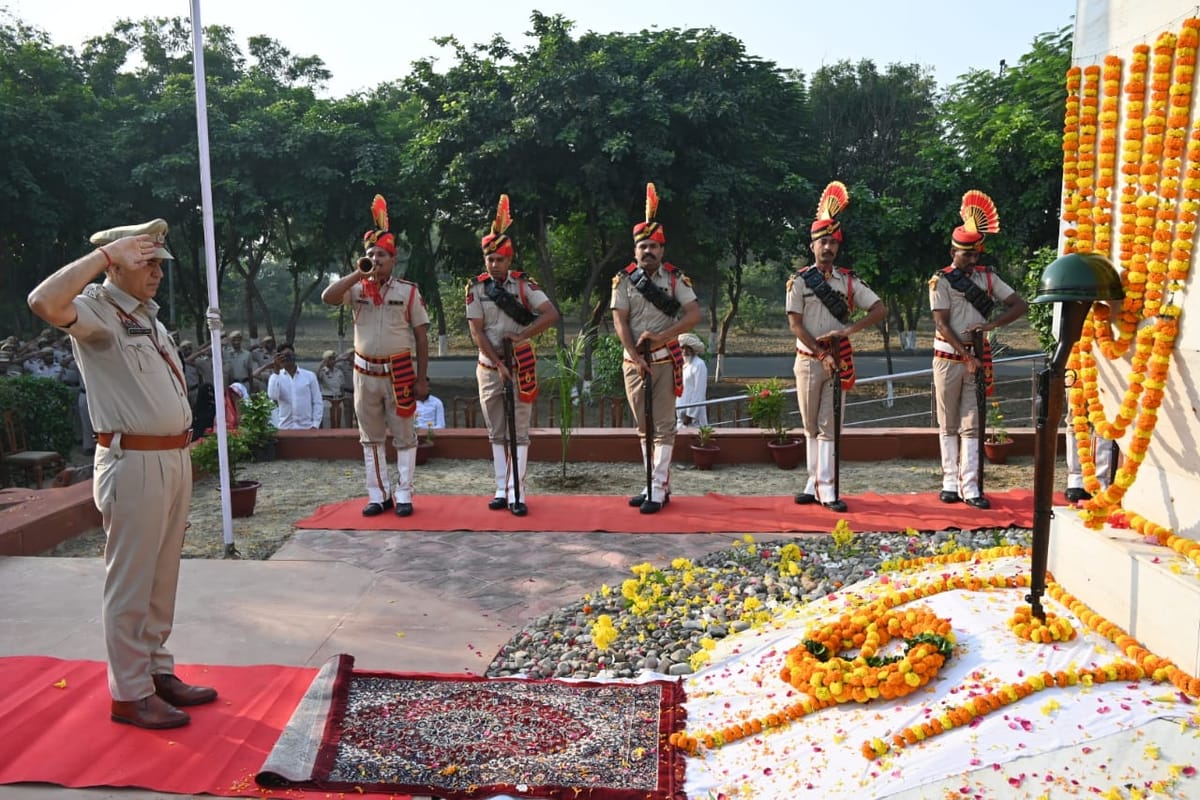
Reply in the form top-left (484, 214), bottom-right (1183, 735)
top-left (121, 318), bottom-right (152, 336)
top-left (387, 299), bottom-right (404, 306)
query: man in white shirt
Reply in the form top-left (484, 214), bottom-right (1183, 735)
top-left (265, 345), bottom-right (322, 430)
top-left (24, 347), bottom-right (64, 380)
top-left (415, 387), bottom-right (446, 430)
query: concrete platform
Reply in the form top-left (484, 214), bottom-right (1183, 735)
top-left (3, 523), bottom-right (1200, 799)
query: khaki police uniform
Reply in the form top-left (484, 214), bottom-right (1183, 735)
top-left (929, 266), bottom-right (1017, 499)
top-left (63, 280), bottom-right (192, 702)
top-left (317, 361), bottom-right (345, 428)
top-left (223, 345), bottom-right (253, 386)
top-left (610, 264), bottom-right (698, 503)
top-left (786, 267), bottom-right (881, 502)
top-left (345, 278), bottom-right (430, 505)
top-left (466, 272), bottom-right (550, 503)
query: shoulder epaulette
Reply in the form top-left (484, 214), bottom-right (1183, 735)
top-left (475, 272), bottom-right (490, 283)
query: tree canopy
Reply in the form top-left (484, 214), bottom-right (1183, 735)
top-left (0, 12), bottom-right (1070, 353)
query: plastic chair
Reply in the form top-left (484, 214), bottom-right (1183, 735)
top-left (2, 410), bottom-right (66, 489)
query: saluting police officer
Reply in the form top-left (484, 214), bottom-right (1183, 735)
top-left (466, 194), bottom-right (560, 516)
top-left (28, 218), bottom-right (217, 730)
top-left (321, 194), bottom-right (430, 517)
top-left (611, 183), bottom-right (702, 514)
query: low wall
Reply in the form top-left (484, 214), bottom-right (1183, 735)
top-left (1, 427), bottom-right (1048, 557)
top-left (277, 426), bottom-right (1043, 464)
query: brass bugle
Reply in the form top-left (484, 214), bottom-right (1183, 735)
top-left (357, 256), bottom-right (373, 272)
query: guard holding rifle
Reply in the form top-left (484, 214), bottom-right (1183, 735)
top-left (787, 181), bottom-right (886, 512)
top-left (611, 183), bottom-right (702, 514)
top-left (929, 190), bottom-right (1028, 508)
top-left (466, 194), bottom-right (559, 516)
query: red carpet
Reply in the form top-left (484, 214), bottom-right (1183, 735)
top-left (0, 656), bottom-right (412, 798)
top-left (296, 488), bottom-right (1054, 534)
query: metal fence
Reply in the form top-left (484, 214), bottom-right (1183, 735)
top-left (448, 353), bottom-right (1049, 430)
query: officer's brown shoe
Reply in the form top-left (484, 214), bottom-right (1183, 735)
top-left (153, 673), bottom-right (217, 706)
top-left (964, 496), bottom-right (991, 509)
top-left (111, 695), bottom-right (189, 729)
top-left (794, 493), bottom-right (817, 505)
top-left (938, 491), bottom-right (962, 504)
top-left (488, 496), bottom-right (508, 511)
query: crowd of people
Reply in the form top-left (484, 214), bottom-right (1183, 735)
top-left (0, 325), bottom-right (367, 455)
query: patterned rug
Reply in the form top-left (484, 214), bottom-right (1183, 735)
top-left (256, 654), bottom-right (686, 800)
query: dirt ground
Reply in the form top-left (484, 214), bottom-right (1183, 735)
top-left (44, 454), bottom-right (1038, 561)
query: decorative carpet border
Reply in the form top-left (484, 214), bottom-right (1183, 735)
top-left (258, 654), bottom-right (687, 800)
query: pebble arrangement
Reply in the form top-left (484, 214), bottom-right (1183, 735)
top-left (486, 527), bottom-right (1033, 680)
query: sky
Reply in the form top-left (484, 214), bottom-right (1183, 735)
top-left (5, 0), bottom-right (1076, 96)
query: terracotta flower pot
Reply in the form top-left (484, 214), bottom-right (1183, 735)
top-left (984, 439), bottom-right (1012, 465)
top-left (230, 479), bottom-right (260, 518)
top-left (690, 444), bottom-right (720, 470)
top-left (767, 440), bottom-right (804, 470)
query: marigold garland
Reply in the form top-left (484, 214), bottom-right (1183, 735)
top-left (1094, 56), bottom-right (1122, 253)
top-left (1075, 64), bottom-right (1102, 252)
top-left (670, 549), bottom-right (1200, 762)
top-left (863, 567), bottom-right (1200, 761)
top-left (779, 605), bottom-right (955, 704)
top-left (1007, 604), bottom-right (1077, 643)
top-left (1068, 20), bottom-right (1197, 536)
top-left (1063, 66), bottom-right (1083, 251)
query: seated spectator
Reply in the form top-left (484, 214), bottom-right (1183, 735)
top-left (415, 386), bottom-right (446, 430)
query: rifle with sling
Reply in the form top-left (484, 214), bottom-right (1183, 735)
top-left (502, 338), bottom-right (521, 510)
top-left (972, 329), bottom-right (987, 498)
top-left (641, 339), bottom-right (654, 504)
top-left (830, 337), bottom-right (844, 502)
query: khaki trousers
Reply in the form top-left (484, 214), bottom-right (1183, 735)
top-left (792, 354), bottom-right (835, 439)
top-left (933, 358), bottom-right (984, 497)
top-left (622, 360), bottom-right (677, 447)
top-left (477, 364), bottom-right (533, 445)
top-left (354, 372), bottom-right (416, 448)
top-left (94, 446), bottom-right (192, 701)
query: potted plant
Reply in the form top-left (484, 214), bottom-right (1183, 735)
top-left (238, 391), bottom-right (278, 461)
top-left (690, 424), bottom-right (720, 470)
top-left (189, 428), bottom-right (259, 517)
top-left (747, 378), bottom-right (802, 469)
top-left (984, 400), bottom-right (1013, 464)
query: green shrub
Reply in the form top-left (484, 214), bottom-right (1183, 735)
top-left (0, 376), bottom-right (74, 455)
top-left (589, 334), bottom-right (626, 401)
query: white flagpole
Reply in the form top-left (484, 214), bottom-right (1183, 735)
top-left (189, 0), bottom-right (235, 552)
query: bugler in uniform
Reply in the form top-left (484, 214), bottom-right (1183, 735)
top-left (929, 190), bottom-right (1029, 508)
top-left (610, 183), bottom-right (703, 514)
top-left (321, 195), bottom-right (431, 517)
top-left (465, 194), bottom-right (560, 516)
top-left (786, 181), bottom-right (886, 512)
